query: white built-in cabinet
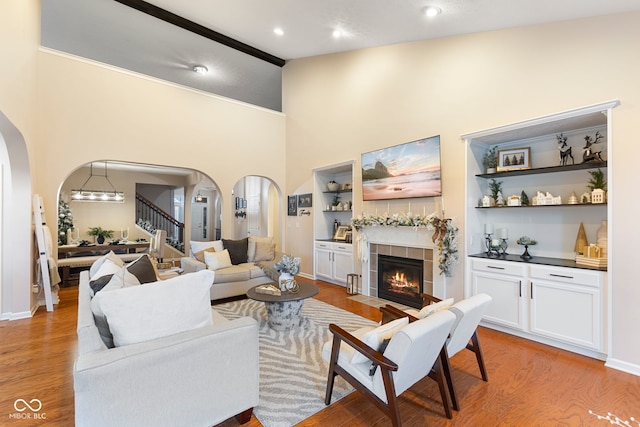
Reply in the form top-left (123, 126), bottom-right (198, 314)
top-left (471, 258), bottom-right (604, 355)
top-left (314, 241), bottom-right (353, 285)
top-left (463, 100), bottom-right (619, 359)
top-left (313, 162), bottom-right (355, 286)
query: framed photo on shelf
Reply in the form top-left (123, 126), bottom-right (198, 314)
top-left (288, 196), bottom-right (297, 216)
top-left (298, 193), bottom-right (312, 208)
top-left (334, 225), bottom-right (350, 241)
top-left (497, 147), bottom-right (531, 172)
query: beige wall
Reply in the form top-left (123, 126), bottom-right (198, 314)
top-left (36, 49), bottom-right (287, 247)
top-left (0, 0), bottom-right (39, 317)
top-left (283, 13), bottom-right (640, 370)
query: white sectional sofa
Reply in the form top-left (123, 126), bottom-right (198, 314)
top-left (181, 237), bottom-right (279, 300)
top-left (74, 264), bottom-right (260, 427)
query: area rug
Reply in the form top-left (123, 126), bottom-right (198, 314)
top-left (213, 298), bottom-right (377, 427)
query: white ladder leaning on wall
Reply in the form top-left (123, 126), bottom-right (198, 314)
top-left (33, 194), bottom-right (53, 311)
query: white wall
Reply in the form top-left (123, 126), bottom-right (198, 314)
top-left (283, 13), bottom-right (640, 371)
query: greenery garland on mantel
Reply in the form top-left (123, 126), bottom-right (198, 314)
top-left (351, 212), bottom-right (459, 277)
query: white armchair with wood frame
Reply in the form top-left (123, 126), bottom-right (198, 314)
top-left (322, 307), bottom-right (457, 426)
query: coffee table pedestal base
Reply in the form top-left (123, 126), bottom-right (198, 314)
top-left (265, 300), bottom-right (304, 331)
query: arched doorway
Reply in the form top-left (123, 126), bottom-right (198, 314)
top-left (0, 112), bottom-right (32, 320)
top-left (232, 175), bottom-right (282, 247)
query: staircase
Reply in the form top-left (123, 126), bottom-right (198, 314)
top-left (136, 193), bottom-right (185, 253)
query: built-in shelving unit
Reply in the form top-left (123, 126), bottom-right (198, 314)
top-left (462, 100), bottom-right (619, 359)
top-left (313, 161), bottom-right (355, 286)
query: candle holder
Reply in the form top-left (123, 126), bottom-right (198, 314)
top-left (485, 234), bottom-right (508, 256)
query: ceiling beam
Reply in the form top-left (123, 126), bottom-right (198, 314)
top-left (114, 0), bottom-right (286, 67)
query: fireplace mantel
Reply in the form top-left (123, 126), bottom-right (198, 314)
top-left (356, 227), bottom-right (447, 300)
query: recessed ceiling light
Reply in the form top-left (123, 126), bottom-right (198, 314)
top-left (192, 65), bottom-right (208, 74)
top-left (424, 6), bottom-right (441, 17)
top-left (273, 27), bottom-right (284, 36)
top-left (332, 30), bottom-right (342, 39)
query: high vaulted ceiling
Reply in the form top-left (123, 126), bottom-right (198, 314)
top-left (42, 0), bottom-right (640, 111)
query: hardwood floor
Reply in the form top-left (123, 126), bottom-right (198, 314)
top-left (1, 278), bottom-right (637, 427)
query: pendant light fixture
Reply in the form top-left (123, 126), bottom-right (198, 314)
top-left (71, 162), bottom-right (124, 203)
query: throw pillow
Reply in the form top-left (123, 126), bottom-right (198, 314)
top-left (417, 298), bottom-right (454, 319)
top-left (125, 254), bottom-right (158, 284)
top-left (89, 251), bottom-right (125, 278)
top-left (95, 254), bottom-right (158, 294)
top-left (93, 270), bottom-right (215, 347)
top-left (351, 317), bottom-right (409, 364)
top-left (189, 240), bottom-right (223, 257)
top-left (204, 249), bottom-right (233, 271)
top-left (253, 241), bottom-right (276, 262)
top-left (222, 238), bottom-right (249, 265)
top-left (194, 247), bottom-right (216, 263)
top-left (89, 258), bottom-right (123, 294)
top-left (248, 236), bottom-right (273, 261)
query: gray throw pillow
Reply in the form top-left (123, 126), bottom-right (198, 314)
top-left (222, 238), bottom-right (249, 265)
top-left (125, 254), bottom-right (158, 284)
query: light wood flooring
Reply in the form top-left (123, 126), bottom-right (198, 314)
top-left (1, 278), bottom-right (638, 426)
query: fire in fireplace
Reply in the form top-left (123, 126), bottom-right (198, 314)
top-left (377, 254), bottom-right (423, 309)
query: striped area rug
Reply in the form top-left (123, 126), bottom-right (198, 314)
top-left (213, 298), bottom-right (377, 427)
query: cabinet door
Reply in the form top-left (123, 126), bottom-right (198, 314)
top-left (332, 245), bottom-right (353, 285)
top-left (314, 245), bottom-right (333, 281)
top-left (472, 271), bottom-right (525, 330)
top-left (530, 280), bottom-right (601, 351)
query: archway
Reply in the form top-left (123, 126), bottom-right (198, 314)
top-left (232, 175), bottom-right (282, 249)
top-left (0, 112), bottom-right (32, 320)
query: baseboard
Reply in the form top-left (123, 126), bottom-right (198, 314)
top-left (605, 357), bottom-right (640, 377)
top-left (1, 310), bottom-right (33, 321)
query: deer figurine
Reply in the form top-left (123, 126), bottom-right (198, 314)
top-left (557, 133), bottom-right (574, 166)
top-left (582, 131), bottom-right (604, 163)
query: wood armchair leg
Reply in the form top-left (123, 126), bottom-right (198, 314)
top-left (468, 331), bottom-right (489, 381)
top-left (234, 408), bottom-right (253, 424)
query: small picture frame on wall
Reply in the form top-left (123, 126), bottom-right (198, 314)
top-left (497, 147), bottom-right (531, 172)
top-left (298, 193), bottom-right (312, 208)
top-left (288, 196), bottom-right (297, 216)
top-left (334, 225), bottom-right (350, 241)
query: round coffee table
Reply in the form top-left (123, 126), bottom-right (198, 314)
top-left (247, 282), bottom-right (319, 331)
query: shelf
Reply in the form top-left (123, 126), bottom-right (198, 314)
top-left (476, 203), bottom-right (606, 209)
top-left (323, 210), bottom-right (352, 213)
top-left (322, 189), bottom-right (352, 194)
top-left (469, 253), bottom-right (607, 272)
top-left (476, 161), bottom-right (606, 179)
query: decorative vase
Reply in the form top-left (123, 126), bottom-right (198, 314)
top-left (327, 181), bottom-right (340, 192)
top-left (486, 167), bottom-right (496, 174)
top-left (279, 272), bottom-right (294, 291)
top-left (97, 236), bottom-right (105, 245)
top-left (596, 220), bottom-right (608, 257)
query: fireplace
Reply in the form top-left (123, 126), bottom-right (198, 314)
top-left (377, 254), bottom-right (423, 309)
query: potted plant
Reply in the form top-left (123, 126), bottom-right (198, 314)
top-left (587, 169), bottom-right (607, 203)
top-left (88, 226), bottom-right (114, 244)
top-left (483, 146), bottom-right (498, 174)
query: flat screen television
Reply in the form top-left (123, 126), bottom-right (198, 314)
top-left (361, 135), bottom-right (441, 201)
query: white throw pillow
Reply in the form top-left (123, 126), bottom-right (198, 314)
top-left (351, 317), bottom-right (409, 364)
top-left (247, 236), bottom-right (273, 261)
top-left (190, 240), bottom-right (223, 257)
top-left (93, 269), bottom-right (215, 347)
top-left (417, 298), bottom-right (454, 319)
top-left (89, 251), bottom-right (125, 277)
top-left (204, 249), bottom-right (233, 271)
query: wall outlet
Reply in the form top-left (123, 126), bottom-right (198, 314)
top-left (32, 284), bottom-right (40, 294)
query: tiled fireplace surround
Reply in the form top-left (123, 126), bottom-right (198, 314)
top-left (358, 227), bottom-right (443, 300)
top-left (369, 244), bottom-right (434, 299)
